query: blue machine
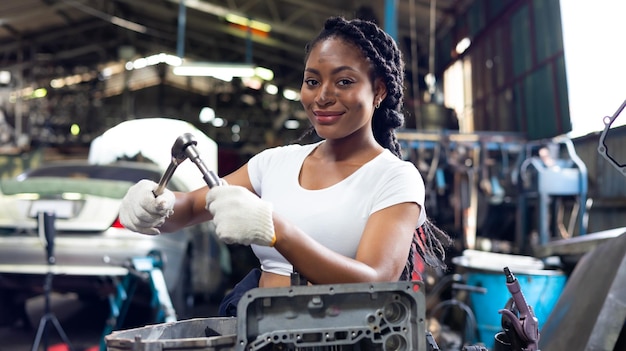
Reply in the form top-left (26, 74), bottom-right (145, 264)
top-left (100, 250), bottom-right (176, 351)
top-left (515, 136), bottom-right (588, 251)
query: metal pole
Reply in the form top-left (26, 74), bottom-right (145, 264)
top-left (15, 46), bottom-right (23, 142)
top-left (384, 0), bottom-right (398, 41)
top-left (177, 0), bottom-right (187, 58)
top-left (427, 0), bottom-right (437, 98)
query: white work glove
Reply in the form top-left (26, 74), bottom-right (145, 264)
top-left (205, 185), bottom-right (276, 246)
top-left (119, 179), bottom-right (175, 235)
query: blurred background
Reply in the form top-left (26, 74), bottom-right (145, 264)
top-left (0, 1), bottom-right (625, 350)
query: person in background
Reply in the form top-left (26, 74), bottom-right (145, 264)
top-left (120, 16), bottom-right (451, 317)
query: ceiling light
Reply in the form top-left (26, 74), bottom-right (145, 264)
top-left (254, 67), bottom-right (274, 81)
top-left (70, 124), bottom-right (81, 136)
top-left (282, 88), bottom-right (300, 101)
top-left (212, 117), bottom-right (226, 127)
top-left (265, 84), bottom-right (278, 95)
top-left (199, 107), bottom-right (215, 123)
top-left (284, 119), bottom-right (300, 129)
top-left (173, 62), bottom-right (274, 82)
top-left (173, 63), bottom-right (255, 79)
top-left (456, 37), bottom-right (471, 55)
top-left (125, 53), bottom-right (182, 70)
top-left (0, 71), bottom-right (10, 85)
top-left (50, 79), bottom-right (65, 89)
top-left (225, 14), bottom-right (271, 33)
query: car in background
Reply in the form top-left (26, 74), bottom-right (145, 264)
top-left (0, 160), bottom-right (229, 326)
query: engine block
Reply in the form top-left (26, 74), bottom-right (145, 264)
top-left (235, 281), bottom-right (426, 351)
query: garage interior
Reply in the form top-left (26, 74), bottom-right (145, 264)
top-left (0, 1), bottom-right (625, 350)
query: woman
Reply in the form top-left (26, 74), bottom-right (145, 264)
top-left (120, 16), bottom-right (450, 316)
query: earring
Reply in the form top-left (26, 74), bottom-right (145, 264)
top-left (375, 101), bottom-right (381, 109)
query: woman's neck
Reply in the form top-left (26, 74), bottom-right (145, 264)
top-left (315, 136), bottom-right (384, 164)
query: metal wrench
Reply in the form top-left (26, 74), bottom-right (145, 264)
top-left (152, 133), bottom-right (220, 197)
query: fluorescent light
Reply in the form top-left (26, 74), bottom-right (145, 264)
top-left (456, 37), bottom-right (471, 55)
top-left (225, 14), bottom-right (271, 33)
top-left (254, 67), bottom-right (274, 81)
top-left (173, 63), bottom-right (274, 82)
top-left (126, 53), bottom-right (182, 70)
top-left (173, 63), bottom-right (256, 78)
top-left (0, 71), bottom-right (10, 85)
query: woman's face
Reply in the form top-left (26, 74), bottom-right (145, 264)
top-left (300, 37), bottom-right (386, 141)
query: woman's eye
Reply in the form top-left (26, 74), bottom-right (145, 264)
top-left (338, 79), bottom-right (354, 86)
top-left (304, 79), bottom-right (319, 87)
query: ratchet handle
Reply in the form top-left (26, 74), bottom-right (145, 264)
top-left (202, 169), bottom-right (221, 188)
top-left (184, 143), bottom-right (221, 188)
top-left (153, 159), bottom-right (180, 197)
top-left (152, 132), bottom-right (220, 197)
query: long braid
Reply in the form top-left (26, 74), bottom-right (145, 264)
top-left (304, 16), bottom-right (452, 279)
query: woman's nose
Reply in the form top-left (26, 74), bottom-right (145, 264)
top-left (315, 84), bottom-right (335, 106)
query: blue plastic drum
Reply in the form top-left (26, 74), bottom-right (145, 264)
top-left (453, 250), bottom-right (567, 350)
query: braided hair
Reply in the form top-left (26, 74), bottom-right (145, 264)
top-left (302, 16), bottom-right (452, 280)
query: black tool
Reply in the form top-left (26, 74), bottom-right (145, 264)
top-left (31, 211), bottom-right (75, 351)
top-left (153, 133), bottom-right (220, 197)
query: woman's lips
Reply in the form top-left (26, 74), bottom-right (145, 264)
top-left (314, 111), bottom-right (343, 124)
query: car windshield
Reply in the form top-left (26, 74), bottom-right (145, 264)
top-left (23, 164), bottom-right (161, 183)
top-left (0, 163), bottom-right (162, 199)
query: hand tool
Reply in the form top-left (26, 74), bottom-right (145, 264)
top-left (498, 266), bottom-right (540, 351)
top-left (152, 134), bottom-right (193, 196)
top-left (153, 132), bottom-right (220, 197)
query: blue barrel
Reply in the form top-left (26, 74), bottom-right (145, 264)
top-left (454, 250), bottom-right (567, 350)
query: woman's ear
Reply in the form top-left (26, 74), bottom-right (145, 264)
top-left (374, 78), bottom-right (387, 106)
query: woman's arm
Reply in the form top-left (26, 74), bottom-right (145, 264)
top-left (161, 160), bottom-right (420, 284)
top-left (273, 201), bottom-right (420, 284)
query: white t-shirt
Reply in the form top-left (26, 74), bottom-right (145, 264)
top-left (248, 141), bottom-right (426, 276)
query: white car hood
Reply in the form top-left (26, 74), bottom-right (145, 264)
top-left (88, 117), bottom-right (219, 191)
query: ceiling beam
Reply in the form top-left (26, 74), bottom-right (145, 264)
top-left (164, 0), bottom-right (317, 40)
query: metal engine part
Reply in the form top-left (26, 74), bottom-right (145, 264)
top-left (235, 281), bottom-right (427, 351)
top-left (598, 98), bottom-right (626, 177)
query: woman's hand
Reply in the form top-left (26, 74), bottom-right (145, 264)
top-left (205, 185), bottom-right (276, 246)
top-left (119, 179), bottom-right (175, 235)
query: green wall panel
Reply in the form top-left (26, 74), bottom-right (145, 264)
top-left (532, 0), bottom-right (564, 62)
top-left (467, 1), bottom-right (486, 38)
top-left (511, 4), bottom-right (532, 77)
top-left (555, 55), bottom-right (571, 132)
top-left (486, 0), bottom-right (515, 22)
top-left (523, 65), bottom-right (559, 139)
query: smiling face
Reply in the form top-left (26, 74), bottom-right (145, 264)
top-left (300, 37), bottom-right (386, 141)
